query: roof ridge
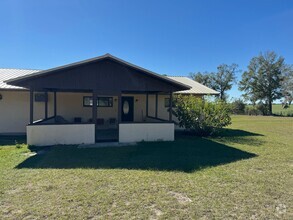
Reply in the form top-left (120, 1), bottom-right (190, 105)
top-left (167, 75), bottom-right (190, 78)
top-left (0, 67), bottom-right (41, 71)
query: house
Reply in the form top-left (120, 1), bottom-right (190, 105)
top-left (0, 54), bottom-right (218, 146)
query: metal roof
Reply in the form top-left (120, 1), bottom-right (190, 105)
top-left (168, 76), bottom-right (219, 95)
top-left (0, 68), bottom-right (39, 90)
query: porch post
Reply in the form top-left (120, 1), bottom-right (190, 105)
top-left (146, 93), bottom-right (149, 117)
top-left (29, 89), bottom-right (34, 124)
top-left (118, 92), bottom-right (122, 123)
top-left (155, 93), bottom-right (158, 118)
top-left (44, 91), bottom-right (48, 119)
top-left (92, 89), bottom-right (97, 126)
top-left (169, 92), bottom-right (173, 122)
top-left (54, 91), bottom-right (57, 122)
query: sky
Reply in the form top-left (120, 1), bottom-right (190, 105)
top-left (0, 0), bottom-right (292, 99)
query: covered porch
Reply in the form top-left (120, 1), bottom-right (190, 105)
top-left (6, 54), bottom-right (190, 146)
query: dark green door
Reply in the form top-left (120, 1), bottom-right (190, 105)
top-left (121, 97), bottom-right (134, 122)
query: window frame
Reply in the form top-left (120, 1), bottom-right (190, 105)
top-left (164, 98), bottom-right (170, 108)
top-left (83, 96), bottom-right (113, 107)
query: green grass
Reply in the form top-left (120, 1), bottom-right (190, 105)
top-left (0, 116), bottom-right (292, 219)
top-left (273, 104), bottom-right (293, 116)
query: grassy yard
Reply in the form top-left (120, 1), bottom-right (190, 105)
top-left (273, 104), bottom-right (293, 116)
top-left (0, 116), bottom-right (292, 219)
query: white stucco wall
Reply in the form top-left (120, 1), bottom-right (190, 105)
top-left (0, 91), bottom-right (119, 133)
top-left (27, 124), bottom-right (95, 146)
top-left (0, 91), bottom-right (51, 134)
top-left (56, 93), bottom-right (118, 123)
top-left (119, 123), bottom-right (175, 143)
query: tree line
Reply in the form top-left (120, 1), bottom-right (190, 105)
top-left (190, 51), bottom-right (293, 115)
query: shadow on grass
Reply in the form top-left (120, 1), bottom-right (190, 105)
top-left (214, 128), bottom-right (265, 146)
top-left (217, 128), bottom-right (264, 137)
top-left (16, 130), bottom-right (258, 172)
top-left (0, 135), bottom-right (26, 146)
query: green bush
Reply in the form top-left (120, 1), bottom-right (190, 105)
top-left (231, 99), bottom-right (246, 114)
top-left (173, 95), bottom-right (232, 136)
top-left (256, 102), bottom-right (270, 115)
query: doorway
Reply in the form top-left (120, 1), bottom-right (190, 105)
top-left (121, 96), bottom-right (134, 122)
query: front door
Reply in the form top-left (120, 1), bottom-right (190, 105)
top-left (121, 96), bottom-right (134, 122)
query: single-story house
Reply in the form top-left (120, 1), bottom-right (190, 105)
top-left (0, 54), bottom-right (218, 146)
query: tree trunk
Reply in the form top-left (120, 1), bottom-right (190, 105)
top-left (268, 100), bottom-right (272, 115)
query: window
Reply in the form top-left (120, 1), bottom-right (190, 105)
top-left (98, 97), bottom-right (113, 107)
top-left (164, 98), bottom-right (170, 107)
top-left (83, 96), bottom-right (113, 107)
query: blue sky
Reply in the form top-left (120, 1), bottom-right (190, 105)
top-left (0, 0), bottom-right (292, 99)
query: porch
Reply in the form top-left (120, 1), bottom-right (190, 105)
top-left (6, 54), bottom-right (190, 146)
top-left (26, 91), bottom-right (175, 145)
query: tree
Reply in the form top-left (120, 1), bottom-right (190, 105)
top-left (190, 71), bottom-right (212, 86)
top-left (281, 66), bottom-right (293, 106)
top-left (239, 51), bottom-right (290, 115)
top-left (231, 98), bottom-right (246, 114)
top-left (210, 64), bottom-right (238, 100)
top-left (190, 64), bottom-right (238, 101)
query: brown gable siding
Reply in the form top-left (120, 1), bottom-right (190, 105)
top-left (10, 58), bottom-right (187, 93)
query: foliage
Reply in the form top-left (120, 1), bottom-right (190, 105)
top-left (189, 71), bottom-right (211, 86)
top-left (256, 101), bottom-right (270, 116)
top-left (231, 98), bottom-right (246, 114)
top-left (244, 105), bottom-right (261, 116)
top-left (244, 103), bottom-right (271, 116)
top-left (190, 63), bottom-right (239, 101)
top-left (239, 51), bottom-right (291, 115)
top-left (173, 95), bottom-right (232, 136)
top-left (281, 66), bottom-right (293, 105)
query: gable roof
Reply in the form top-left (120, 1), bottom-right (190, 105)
top-left (5, 54), bottom-right (190, 90)
top-left (0, 68), bottom-right (40, 90)
top-left (168, 76), bottom-right (219, 95)
top-left (0, 69), bottom-right (219, 95)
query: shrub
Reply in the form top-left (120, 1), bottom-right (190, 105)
top-left (173, 95), bottom-right (232, 136)
top-left (244, 105), bottom-right (261, 115)
top-left (15, 140), bottom-right (23, 149)
top-left (231, 99), bottom-right (246, 114)
top-left (256, 102), bottom-right (270, 115)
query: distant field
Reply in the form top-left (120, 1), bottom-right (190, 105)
top-left (273, 104), bottom-right (293, 116)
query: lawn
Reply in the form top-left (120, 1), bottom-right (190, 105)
top-left (0, 116), bottom-right (292, 219)
top-left (273, 104), bottom-right (293, 116)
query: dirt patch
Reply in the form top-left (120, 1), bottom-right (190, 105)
top-left (169, 191), bottom-right (192, 205)
top-left (150, 205), bottom-right (163, 220)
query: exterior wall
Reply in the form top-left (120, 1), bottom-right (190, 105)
top-left (0, 91), bottom-right (119, 133)
top-left (0, 91), bottom-right (50, 134)
top-left (119, 123), bottom-right (174, 143)
top-left (27, 124), bottom-right (95, 146)
top-left (0, 90), bottom-right (204, 134)
top-left (55, 93), bottom-right (118, 123)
